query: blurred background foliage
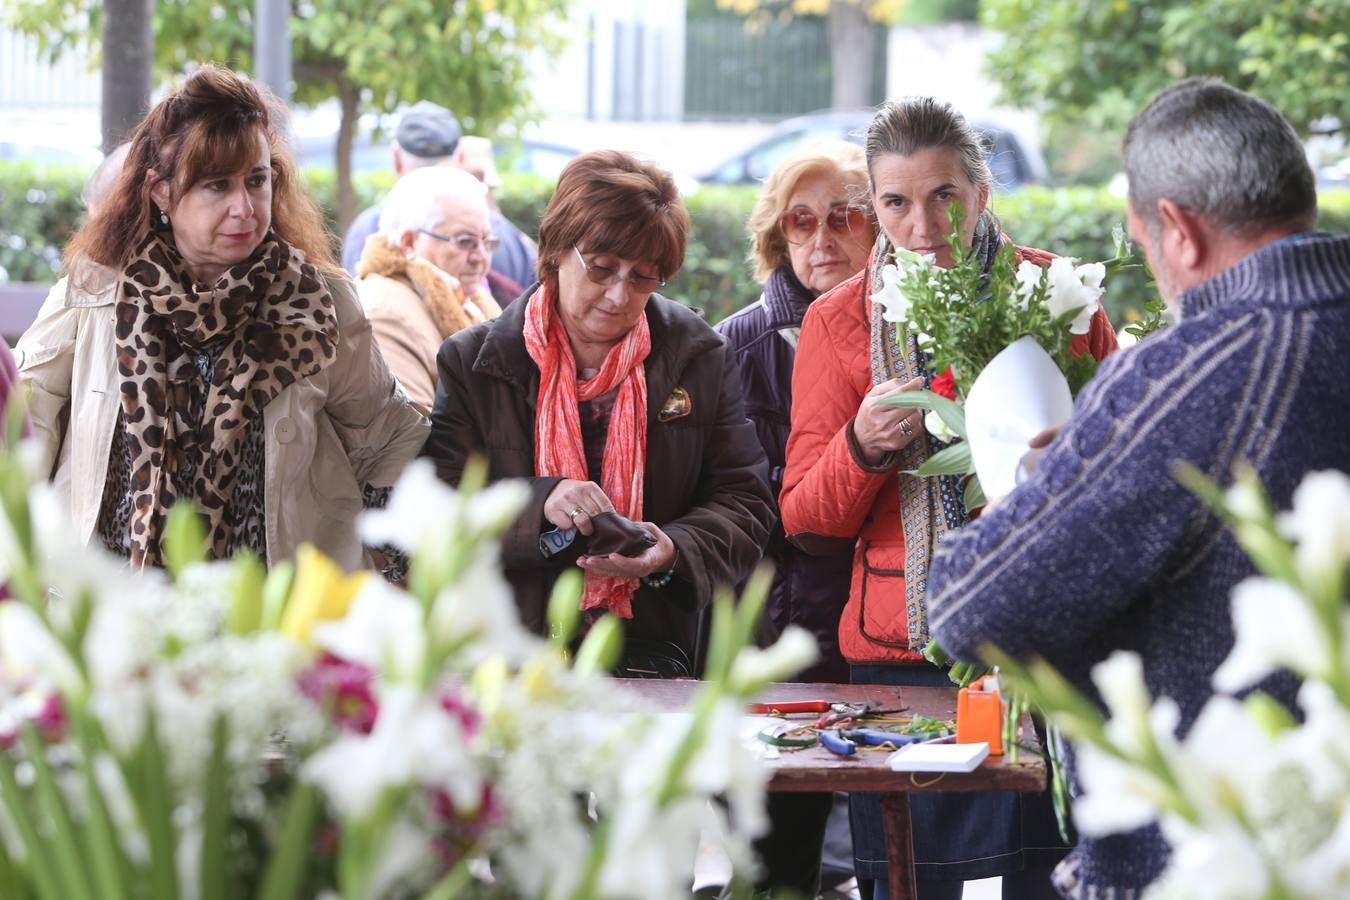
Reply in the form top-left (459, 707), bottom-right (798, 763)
top-left (6, 159), bottom-right (1349, 327)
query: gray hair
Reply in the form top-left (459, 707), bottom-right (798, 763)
top-left (1124, 78), bottom-right (1316, 237)
top-left (377, 165), bottom-right (490, 239)
top-left (81, 143), bottom-right (131, 214)
top-left (864, 97), bottom-right (993, 193)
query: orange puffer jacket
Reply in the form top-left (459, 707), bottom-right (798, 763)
top-left (780, 245), bottom-right (1119, 665)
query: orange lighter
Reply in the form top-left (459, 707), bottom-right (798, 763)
top-left (956, 674), bottom-right (1005, 756)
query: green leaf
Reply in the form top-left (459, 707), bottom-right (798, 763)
top-left (963, 475), bottom-right (988, 514)
top-left (258, 560), bottom-right (296, 631)
top-left (162, 502), bottom-right (208, 580)
top-left (547, 568), bottom-right (584, 651)
top-left (19, 727), bottom-right (95, 900)
top-left (908, 441), bottom-right (973, 478)
top-left (0, 746), bottom-right (65, 900)
top-left (878, 388), bottom-right (967, 438)
top-left (200, 716), bottom-right (230, 900)
top-left (72, 716), bottom-right (132, 900)
top-left (226, 552), bottom-right (267, 635)
top-left (254, 781), bottom-right (322, 900)
top-left (573, 614), bottom-right (624, 675)
top-left (137, 713), bottom-right (180, 900)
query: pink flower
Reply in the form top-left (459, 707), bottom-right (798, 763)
top-left (1, 691), bottom-right (67, 749)
top-left (298, 654), bottom-right (379, 735)
top-left (430, 782), bottom-right (500, 870)
top-left (439, 687), bottom-right (481, 739)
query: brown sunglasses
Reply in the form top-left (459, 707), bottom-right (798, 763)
top-left (779, 204), bottom-right (870, 245)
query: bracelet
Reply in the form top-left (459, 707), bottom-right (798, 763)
top-left (641, 570), bottom-right (674, 589)
top-left (641, 547), bottom-right (678, 589)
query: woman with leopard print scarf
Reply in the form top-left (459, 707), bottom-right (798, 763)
top-left (15, 65), bottom-right (427, 573)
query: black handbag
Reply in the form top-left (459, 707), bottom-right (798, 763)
top-left (613, 636), bottom-right (694, 679)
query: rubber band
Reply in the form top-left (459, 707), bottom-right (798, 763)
top-left (909, 772), bottom-right (945, 788)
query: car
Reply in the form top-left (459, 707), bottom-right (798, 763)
top-left (696, 109), bottom-right (1047, 191)
top-left (292, 111), bottom-right (580, 180)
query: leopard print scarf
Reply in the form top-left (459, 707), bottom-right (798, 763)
top-left (115, 229), bottom-right (339, 568)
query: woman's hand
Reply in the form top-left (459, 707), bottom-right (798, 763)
top-left (577, 522), bottom-right (677, 579)
top-left (543, 478), bottom-right (616, 536)
top-left (851, 375), bottom-right (927, 466)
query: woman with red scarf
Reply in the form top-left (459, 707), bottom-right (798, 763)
top-left (422, 150), bottom-right (775, 669)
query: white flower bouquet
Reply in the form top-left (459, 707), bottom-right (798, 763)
top-left (0, 422), bottom-right (816, 900)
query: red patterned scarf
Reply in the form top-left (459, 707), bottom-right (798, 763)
top-left (522, 284), bottom-right (651, 618)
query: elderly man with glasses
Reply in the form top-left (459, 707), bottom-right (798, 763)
top-left (354, 165), bottom-right (503, 411)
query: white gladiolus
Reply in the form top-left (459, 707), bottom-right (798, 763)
top-left (1212, 577), bottom-right (1331, 691)
top-left (312, 578), bottom-right (427, 683)
top-left (1277, 469), bottom-right (1350, 597)
top-left (1043, 257), bottom-right (1104, 335)
top-left (729, 625), bottom-right (818, 694)
top-left (0, 601), bottom-right (85, 700)
top-left (925, 408), bottom-right (956, 442)
top-left (871, 263), bottom-right (913, 325)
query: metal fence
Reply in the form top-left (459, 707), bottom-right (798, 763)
top-left (0, 28), bottom-right (100, 109)
top-left (683, 16), bottom-right (885, 120)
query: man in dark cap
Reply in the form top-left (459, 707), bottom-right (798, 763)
top-left (342, 101), bottom-right (464, 274)
top-left (342, 103), bottom-right (538, 296)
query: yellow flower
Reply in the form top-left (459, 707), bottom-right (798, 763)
top-left (279, 544), bottom-right (370, 646)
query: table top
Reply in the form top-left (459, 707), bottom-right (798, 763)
top-left (622, 679), bottom-right (1047, 795)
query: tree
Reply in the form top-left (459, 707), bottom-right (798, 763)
top-left (716, 0), bottom-right (909, 109)
top-left (981, 0), bottom-right (1350, 138)
top-left (100, 0), bottom-right (153, 152)
top-left (4, 0), bottom-right (569, 228)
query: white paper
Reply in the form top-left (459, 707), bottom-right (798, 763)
top-left (963, 336), bottom-right (1074, 499)
top-left (887, 741), bottom-right (990, 772)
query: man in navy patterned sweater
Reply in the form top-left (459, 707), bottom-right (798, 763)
top-left (927, 79), bottom-right (1350, 898)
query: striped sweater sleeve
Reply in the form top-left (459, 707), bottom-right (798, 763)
top-left (927, 305), bottom-right (1301, 664)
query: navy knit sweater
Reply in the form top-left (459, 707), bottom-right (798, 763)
top-left (928, 232), bottom-right (1350, 897)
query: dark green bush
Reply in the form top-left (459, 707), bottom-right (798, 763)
top-left (4, 159), bottom-right (1347, 329)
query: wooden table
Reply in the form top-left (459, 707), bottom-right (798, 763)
top-left (624, 679), bottom-right (1046, 900)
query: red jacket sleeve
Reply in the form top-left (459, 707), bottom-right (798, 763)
top-left (780, 293), bottom-right (889, 547)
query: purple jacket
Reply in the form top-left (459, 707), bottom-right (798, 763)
top-left (716, 267), bottom-right (850, 683)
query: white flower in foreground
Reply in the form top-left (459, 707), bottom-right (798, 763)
top-left (304, 683), bottom-right (482, 821)
top-left (430, 546), bottom-right (543, 666)
top-left (871, 263), bottom-right (913, 325)
top-left (729, 625), bottom-right (818, 695)
top-left (363, 459), bottom-right (529, 556)
top-left (1277, 469), bottom-right (1350, 596)
top-left (1071, 741), bottom-right (1168, 836)
top-left (925, 408), bottom-right (956, 442)
top-left (312, 578), bottom-right (426, 683)
top-left (0, 601), bottom-right (84, 699)
top-left (1090, 651), bottom-right (1155, 753)
top-left (1043, 257), bottom-right (1103, 335)
top-left (1285, 803), bottom-right (1350, 897)
top-left (1212, 576), bottom-right (1331, 691)
top-left (1278, 681), bottom-right (1350, 802)
top-left (1147, 818), bottom-right (1272, 900)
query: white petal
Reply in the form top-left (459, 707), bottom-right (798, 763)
top-left (1212, 577), bottom-right (1326, 691)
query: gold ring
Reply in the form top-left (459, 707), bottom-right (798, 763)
top-left (568, 506), bottom-right (585, 520)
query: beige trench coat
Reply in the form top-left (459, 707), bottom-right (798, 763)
top-left (14, 261), bottom-right (428, 571)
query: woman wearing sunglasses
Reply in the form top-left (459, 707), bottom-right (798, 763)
top-left (780, 99), bottom-right (1118, 900)
top-left (423, 149), bottom-right (774, 673)
top-left (713, 138), bottom-right (874, 899)
top-left (354, 165), bottom-right (503, 410)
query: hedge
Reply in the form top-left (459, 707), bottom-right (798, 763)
top-left (4, 159), bottom-right (1348, 328)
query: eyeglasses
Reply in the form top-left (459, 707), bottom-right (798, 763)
top-left (418, 228), bottom-right (501, 253)
top-left (573, 246), bottom-right (666, 293)
top-left (779, 204), bottom-right (870, 245)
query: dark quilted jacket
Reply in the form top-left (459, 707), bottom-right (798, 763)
top-left (716, 268), bottom-right (851, 683)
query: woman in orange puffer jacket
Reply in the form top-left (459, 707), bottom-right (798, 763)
top-left (781, 97), bottom-right (1117, 900)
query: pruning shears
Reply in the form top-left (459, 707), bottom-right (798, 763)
top-left (820, 727), bottom-right (956, 757)
top-left (747, 700), bottom-right (907, 727)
